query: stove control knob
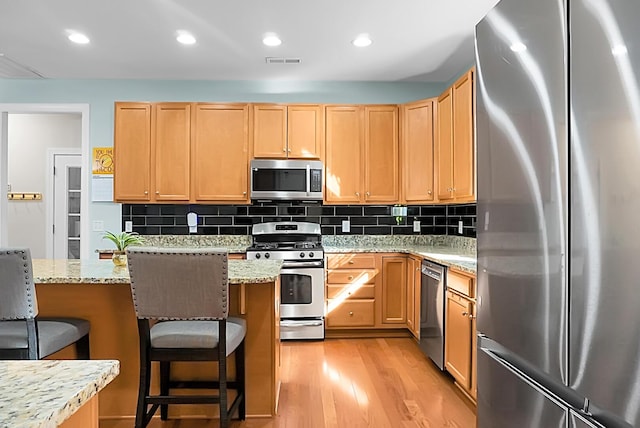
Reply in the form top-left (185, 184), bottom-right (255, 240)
top-left (255, 253), bottom-right (261, 259)
top-left (265, 253), bottom-right (270, 259)
top-left (300, 252), bottom-right (305, 258)
top-left (309, 252), bottom-right (314, 258)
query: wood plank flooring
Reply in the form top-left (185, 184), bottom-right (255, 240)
top-left (100, 338), bottom-right (475, 428)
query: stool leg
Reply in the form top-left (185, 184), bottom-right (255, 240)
top-left (75, 334), bottom-right (90, 359)
top-left (235, 340), bottom-right (246, 420)
top-left (160, 361), bottom-right (170, 420)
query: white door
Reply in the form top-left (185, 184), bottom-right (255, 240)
top-left (53, 154), bottom-right (82, 258)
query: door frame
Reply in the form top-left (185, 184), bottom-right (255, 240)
top-left (46, 149), bottom-right (82, 259)
top-left (0, 104), bottom-right (90, 259)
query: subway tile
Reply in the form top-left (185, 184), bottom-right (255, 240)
top-left (199, 226), bottom-right (219, 235)
top-left (219, 226), bottom-right (250, 235)
top-left (434, 216), bottom-right (448, 226)
top-left (193, 205), bottom-right (218, 215)
top-left (434, 226), bottom-right (447, 235)
top-left (132, 216), bottom-right (145, 225)
top-left (407, 206), bottom-right (420, 216)
top-left (204, 217), bottom-right (233, 225)
top-left (335, 206), bottom-right (363, 216)
top-left (421, 206), bottom-right (446, 216)
top-left (160, 205), bottom-right (189, 216)
top-left (146, 217), bottom-right (175, 226)
top-left (279, 206), bottom-right (306, 216)
top-left (350, 217), bottom-right (378, 225)
top-left (363, 206), bottom-right (390, 216)
top-left (160, 226), bottom-right (188, 235)
top-left (132, 226), bottom-right (160, 235)
top-left (377, 217), bottom-right (398, 225)
top-left (321, 217), bottom-right (346, 225)
top-left (263, 216), bottom-right (291, 222)
top-left (393, 227), bottom-right (415, 235)
top-left (300, 216), bottom-right (320, 224)
top-left (249, 206), bottom-right (277, 216)
top-left (321, 226), bottom-right (335, 235)
top-left (363, 226), bottom-right (391, 235)
top-left (233, 217), bottom-right (254, 225)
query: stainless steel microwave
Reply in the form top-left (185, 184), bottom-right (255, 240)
top-left (250, 159), bottom-right (323, 201)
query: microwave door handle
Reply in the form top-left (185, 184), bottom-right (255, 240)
top-left (306, 164), bottom-right (311, 196)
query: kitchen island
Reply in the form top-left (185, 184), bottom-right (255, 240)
top-left (32, 258), bottom-right (282, 422)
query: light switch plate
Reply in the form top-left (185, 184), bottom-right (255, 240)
top-left (92, 220), bottom-right (104, 232)
top-left (413, 220), bottom-right (421, 232)
top-left (124, 221), bottom-right (133, 232)
top-left (341, 220), bottom-right (350, 233)
top-left (458, 220), bottom-right (464, 234)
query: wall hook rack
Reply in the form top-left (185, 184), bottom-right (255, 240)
top-left (7, 192), bottom-right (42, 201)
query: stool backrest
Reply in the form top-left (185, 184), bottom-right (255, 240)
top-left (0, 248), bottom-right (38, 320)
top-left (127, 247), bottom-right (229, 320)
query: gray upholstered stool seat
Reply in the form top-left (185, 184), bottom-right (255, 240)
top-left (0, 248), bottom-right (91, 360)
top-left (150, 318), bottom-right (246, 354)
top-left (0, 318), bottom-right (90, 358)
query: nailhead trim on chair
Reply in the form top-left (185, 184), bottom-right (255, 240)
top-left (0, 249), bottom-right (37, 320)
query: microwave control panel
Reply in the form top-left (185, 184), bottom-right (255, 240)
top-left (310, 169), bottom-right (322, 192)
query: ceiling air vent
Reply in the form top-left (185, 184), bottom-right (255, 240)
top-left (0, 54), bottom-right (45, 78)
top-left (265, 57), bottom-right (301, 64)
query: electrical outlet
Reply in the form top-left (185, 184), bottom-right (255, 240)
top-left (413, 220), bottom-right (421, 232)
top-left (341, 220), bottom-right (350, 233)
top-left (124, 221), bottom-right (133, 232)
top-left (458, 220), bottom-right (464, 234)
top-left (92, 220), bottom-right (104, 232)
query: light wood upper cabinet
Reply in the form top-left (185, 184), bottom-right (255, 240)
top-left (114, 102), bottom-right (152, 201)
top-left (325, 106), bottom-right (363, 204)
top-left (253, 104), bottom-right (323, 159)
top-left (153, 103), bottom-right (191, 201)
top-left (114, 102), bottom-right (190, 202)
top-left (437, 68), bottom-right (476, 202)
top-left (380, 256), bottom-right (407, 324)
top-left (192, 104), bottom-right (250, 203)
top-left (364, 106), bottom-right (399, 203)
top-left (437, 89), bottom-right (454, 200)
top-left (325, 105), bottom-right (399, 204)
top-left (402, 99), bottom-right (436, 203)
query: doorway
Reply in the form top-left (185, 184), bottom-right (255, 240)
top-left (52, 152), bottom-right (82, 258)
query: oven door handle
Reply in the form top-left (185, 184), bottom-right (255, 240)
top-left (281, 320), bottom-right (324, 327)
top-left (306, 164), bottom-right (311, 195)
top-left (281, 261), bottom-right (324, 268)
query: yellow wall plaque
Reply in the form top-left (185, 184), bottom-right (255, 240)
top-left (92, 147), bottom-right (114, 174)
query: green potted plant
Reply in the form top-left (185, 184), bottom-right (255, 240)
top-left (102, 231), bottom-right (144, 266)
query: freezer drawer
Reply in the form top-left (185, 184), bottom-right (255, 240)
top-left (478, 348), bottom-right (568, 428)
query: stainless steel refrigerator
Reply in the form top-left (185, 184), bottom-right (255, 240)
top-left (476, 0), bottom-right (640, 427)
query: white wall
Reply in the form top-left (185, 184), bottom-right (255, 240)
top-left (7, 113), bottom-right (81, 257)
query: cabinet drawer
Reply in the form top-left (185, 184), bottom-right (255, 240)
top-left (326, 300), bottom-right (375, 327)
top-left (327, 269), bottom-right (377, 284)
top-left (448, 270), bottom-right (474, 297)
top-left (327, 254), bottom-right (376, 269)
top-left (327, 284), bottom-right (375, 300)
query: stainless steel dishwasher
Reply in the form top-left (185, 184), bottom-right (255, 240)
top-left (419, 259), bottom-right (446, 370)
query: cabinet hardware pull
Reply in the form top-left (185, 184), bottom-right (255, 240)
top-left (349, 311), bottom-right (354, 316)
top-left (355, 192), bottom-right (360, 197)
top-left (427, 190), bottom-right (432, 194)
top-left (348, 260), bottom-right (354, 264)
top-left (282, 148), bottom-right (287, 152)
top-left (144, 191), bottom-right (148, 195)
top-left (366, 192), bottom-right (370, 196)
top-left (469, 314), bottom-right (476, 319)
top-left (288, 149), bottom-right (291, 153)
top-left (243, 191), bottom-right (247, 195)
top-left (462, 312), bottom-right (468, 316)
top-left (348, 276), bottom-right (354, 280)
top-left (155, 191), bottom-right (160, 195)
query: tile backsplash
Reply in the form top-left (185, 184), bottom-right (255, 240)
top-left (122, 202), bottom-right (476, 238)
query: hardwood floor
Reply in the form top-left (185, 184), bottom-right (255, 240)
top-left (100, 338), bottom-right (475, 428)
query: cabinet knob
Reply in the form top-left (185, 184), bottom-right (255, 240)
top-left (366, 192), bottom-right (370, 197)
top-left (462, 312), bottom-right (469, 316)
top-left (469, 314), bottom-right (476, 319)
top-left (348, 260), bottom-right (354, 264)
top-left (348, 275), bottom-right (354, 280)
top-left (427, 190), bottom-right (432, 195)
top-left (349, 311), bottom-right (354, 316)
top-left (144, 191), bottom-right (148, 195)
top-left (243, 191), bottom-right (247, 195)
top-left (355, 192), bottom-right (360, 197)
top-left (288, 149), bottom-right (291, 153)
top-left (282, 148), bottom-right (287, 152)
top-left (155, 191), bottom-right (160, 195)
top-left (448, 187), bottom-right (452, 192)
top-left (452, 188), bottom-right (456, 192)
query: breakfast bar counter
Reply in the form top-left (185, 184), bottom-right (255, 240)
top-left (32, 258), bottom-right (282, 422)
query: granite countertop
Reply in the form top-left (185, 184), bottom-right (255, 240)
top-left (0, 359), bottom-right (119, 428)
top-left (324, 244), bottom-right (476, 274)
top-left (33, 259), bottom-right (282, 285)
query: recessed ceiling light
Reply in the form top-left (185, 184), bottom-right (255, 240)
top-left (509, 42), bottom-right (527, 53)
top-left (352, 34), bottom-right (372, 47)
top-left (67, 31), bottom-right (90, 45)
top-left (176, 31), bottom-right (196, 45)
top-left (263, 33), bottom-right (282, 47)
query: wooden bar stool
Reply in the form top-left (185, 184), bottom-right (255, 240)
top-left (127, 247), bottom-right (246, 428)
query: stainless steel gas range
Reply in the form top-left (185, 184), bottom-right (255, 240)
top-left (246, 222), bottom-right (325, 340)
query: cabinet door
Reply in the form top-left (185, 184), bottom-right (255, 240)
top-left (153, 103), bottom-right (191, 201)
top-left (287, 105), bottom-right (323, 159)
top-left (406, 257), bottom-right (420, 337)
top-left (437, 88), bottom-right (454, 200)
top-left (445, 290), bottom-right (472, 390)
top-left (452, 69), bottom-right (475, 200)
top-left (114, 102), bottom-right (152, 201)
top-left (380, 256), bottom-right (407, 324)
top-left (253, 104), bottom-right (287, 158)
top-left (402, 100), bottom-right (435, 203)
top-left (192, 104), bottom-right (250, 202)
top-left (325, 106), bottom-right (363, 204)
top-left (364, 106), bottom-right (399, 203)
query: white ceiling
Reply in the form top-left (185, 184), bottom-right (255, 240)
top-left (0, 0), bottom-right (500, 82)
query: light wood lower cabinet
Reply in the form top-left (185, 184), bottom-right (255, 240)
top-left (380, 256), bottom-right (407, 324)
top-left (406, 256), bottom-right (421, 339)
top-left (444, 270), bottom-right (477, 401)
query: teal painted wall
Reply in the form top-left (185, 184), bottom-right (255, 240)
top-left (0, 78), bottom-right (447, 256)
